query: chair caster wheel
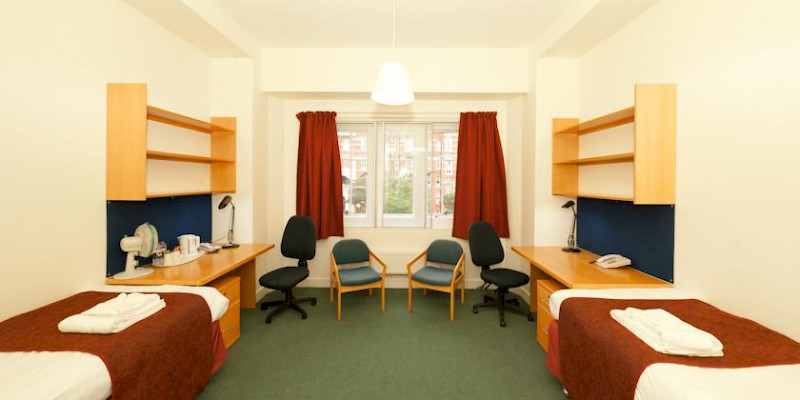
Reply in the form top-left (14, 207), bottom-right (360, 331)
top-left (311, 299), bottom-right (317, 306)
top-left (500, 320), bottom-right (506, 327)
top-left (260, 303), bottom-right (268, 311)
top-left (265, 317), bottom-right (272, 324)
top-left (301, 314), bottom-right (308, 320)
top-left (472, 307), bottom-right (478, 314)
top-left (527, 314), bottom-right (534, 322)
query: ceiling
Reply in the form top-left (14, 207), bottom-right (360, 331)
top-left (212, 0), bottom-right (576, 48)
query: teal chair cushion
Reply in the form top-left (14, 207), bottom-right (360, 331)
top-left (332, 239), bottom-right (370, 264)
top-left (412, 266), bottom-right (461, 286)
top-left (426, 240), bottom-right (463, 265)
top-left (339, 266), bottom-right (381, 286)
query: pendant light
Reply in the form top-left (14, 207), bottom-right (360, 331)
top-left (371, 0), bottom-right (414, 105)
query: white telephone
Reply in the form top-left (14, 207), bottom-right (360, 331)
top-left (593, 254), bottom-right (631, 269)
top-left (199, 242), bottom-right (222, 253)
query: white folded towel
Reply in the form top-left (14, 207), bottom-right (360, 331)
top-left (58, 293), bottom-right (165, 334)
top-left (610, 307), bottom-right (723, 357)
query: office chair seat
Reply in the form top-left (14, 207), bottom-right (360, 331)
top-left (412, 266), bottom-right (462, 286)
top-left (480, 268), bottom-right (529, 289)
top-left (259, 266), bottom-right (310, 290)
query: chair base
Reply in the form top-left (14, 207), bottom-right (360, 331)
top-left (472, 288), bottom-right (534, 327)
top-left (260, 288), bottom-right (317, 324)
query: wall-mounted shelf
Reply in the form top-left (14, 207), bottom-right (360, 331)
top-left (561, 193), bottom-right (634, 202)
top-left (552, 84), bottom-right (676, 205)
top-left (146, 150), bottom-right (233, 164)
top-left (107, 83), bottom-right (237, 201)
top-left (554, 152), bottom-right (634, 166)
top-left (146, 191), bottom-right (213, 199)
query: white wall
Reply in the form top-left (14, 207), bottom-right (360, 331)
top-left (578, 0), bottom-right (800, 340)
top-left (261, 48), bottom-right (529, 94)
top-left (210, 59), bottom-right (255, 245)
top-left (532, 59), bottom-right (581, 247)
top-left (258, 97), bottom-right (526, 295)
top-left (0, 0), bottom-right (211, 321)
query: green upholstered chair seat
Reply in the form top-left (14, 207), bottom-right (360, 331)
top-left (412, 266), bottom-right (461, 286)
top-left (338, 266), bottom-right (382, 286)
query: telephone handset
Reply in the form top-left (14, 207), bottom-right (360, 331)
top-left (593, 254), bottom-right (631, 269)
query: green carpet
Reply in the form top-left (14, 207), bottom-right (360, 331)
top-left (200, 288), bottom-right (565, 399)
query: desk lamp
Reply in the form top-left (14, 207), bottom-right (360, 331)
top-left (218, 195), bottom-right (239, 249)
top-left (561, 200), bottom-right (580, 252)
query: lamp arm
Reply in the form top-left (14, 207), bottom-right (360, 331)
top-left (227, 204), bottom-right (236, 244)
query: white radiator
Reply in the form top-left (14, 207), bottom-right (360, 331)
top-left (377, 251), bottom-right (419, 275)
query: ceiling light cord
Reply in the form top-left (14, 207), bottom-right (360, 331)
top-left (392, 0), bottom-right (396, 59)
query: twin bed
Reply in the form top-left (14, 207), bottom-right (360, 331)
top-left (545, 288), bottom-right (800, 400)
top-left (0, 285), bottom-right (229, 400)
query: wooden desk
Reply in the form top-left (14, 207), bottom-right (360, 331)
top-left (106, 244), bottom-right (274, 309)
top-left (512, 246), bottom-right (670, 351)
top-left (511, 246), bottom-right (671, 313)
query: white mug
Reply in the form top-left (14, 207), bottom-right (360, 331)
top-left (178, 234), bottom-right (200, 255)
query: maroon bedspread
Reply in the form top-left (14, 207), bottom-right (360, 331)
top-left (560, 298), bottom-right (800, 400)
top-left (0, 291), bottom-right (213, 400)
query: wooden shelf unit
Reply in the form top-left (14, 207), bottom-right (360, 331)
top-left (552, 84), bottom-right (676, 205)
top-left (106, 83), bottom-right (237, 201)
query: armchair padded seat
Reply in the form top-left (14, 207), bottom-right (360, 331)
top-left (338, 266), bottom-right (382, 286)
top-left (412, 266), bottom-right (461, 286)
top-left (259, 266), bottom-right (310, 290)
top-left (480, 268), bottom-right (529, 289)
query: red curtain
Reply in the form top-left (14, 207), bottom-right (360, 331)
top-left (452, 112), bottom-right (510, 239)
top-left (296, 111), bottom-right (344, 239)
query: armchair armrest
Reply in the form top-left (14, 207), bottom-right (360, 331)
top-left (451, 254), bottom-right (466, 287)
top-left (406, 250), bottom-right (427, 276)
top-left (369, 250), bottom-right (388, 278)
top-left (329, 253), bottom-right (341, 285)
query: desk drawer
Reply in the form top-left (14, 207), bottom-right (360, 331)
top-left (219, 299), bottom-right (241, 348)
top-left (210, 276), bottom-right (241, 303)
top-left (210, 276), bottom-right (241, 348)
top-left (536, 279), bottom-right (565, 311)
top-left (536, 302), bottom-right (554, 352)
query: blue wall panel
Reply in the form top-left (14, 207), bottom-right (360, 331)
top-left (577, 198), bottom-right (675, 282)
top-left (106, 195), bottom-right (211, 276)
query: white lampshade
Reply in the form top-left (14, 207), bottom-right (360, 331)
top-left (371, 62), bottom-right (414, 106)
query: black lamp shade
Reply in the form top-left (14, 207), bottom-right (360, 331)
top-left (218, 195), bottom-right (233, 210)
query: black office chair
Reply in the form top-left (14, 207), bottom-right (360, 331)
top-left (258, 215), bottom-right (318, 324)
top-left (469, 221), bottom-right (534, 327)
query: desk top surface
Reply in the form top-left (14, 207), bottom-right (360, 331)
top-left (512, 246), bottom-right (670, 289)
top-left (106, 243), bottom-right (274, 286)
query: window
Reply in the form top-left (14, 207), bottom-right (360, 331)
top-left (338, 124), bottom-right (375, 227)
top-left (428, 123), bottom-right (459, 229)
top-left (337, 121), bottom-right (458, 229)
top-left (444, 160), bottom-right (454, 176)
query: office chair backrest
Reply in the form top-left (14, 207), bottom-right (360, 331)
top-left (281, 215), bottom-right (316, 266)
top-left (332, 239), bottom-right (370, 265)
top-left (427, 240), bottom-right (463, 266)
top-left (468, 221), bottom-right (504, 268)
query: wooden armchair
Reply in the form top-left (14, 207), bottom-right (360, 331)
top-left (407, 239), bottom-right (466, 320)
top-left (329, 239), bottom-right (387, 320)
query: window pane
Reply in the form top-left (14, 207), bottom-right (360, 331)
top-left (382, 124), bottom-right (426, 225)
top-left (338, 126), bottom-right (370, 218)
top-left (428, 123), bottom-right (458, 221)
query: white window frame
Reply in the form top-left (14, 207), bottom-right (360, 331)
top-left (338, 118), bottom-right (458, 230)
top-left (428, 122), bottom-right (459, 230)
top-left (339, 123), bottom-right (376, 228)
top-left (376, 122), bottom-right (427, 228)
